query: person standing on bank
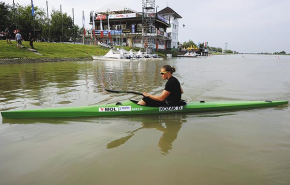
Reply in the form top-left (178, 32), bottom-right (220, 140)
top-left (28, 32), bottom-right (34, 49)
top-left (15, 30), bottom-right (22, 48)
top-left (138, 65), bottom-right (184, 107)
top-left (5, 27), bottom-right (12, 44)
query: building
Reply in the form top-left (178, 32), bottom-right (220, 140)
top-left (157, 7), bottom-right (182, 50)
top-left (91, 4), bottom-right (181, 51)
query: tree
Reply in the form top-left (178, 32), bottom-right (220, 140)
top-left (224, 50), bottom-right (233, 54)
top-left (199, 43), bottom-right (204, 49)
top-left (14, 4), bottom-right (45, 39)
top-left (182, 40), bottom-right (197, 48)
top-left (208, 46), bottom-right (223, 53)
top-left (44, 10), bottom-right (75, 42)
top-left (0, 2), bottom-right (12, 31)
top-left (274, 51), bottom-right (286, 55)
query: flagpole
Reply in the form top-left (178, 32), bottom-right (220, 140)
top-left (60, 5), bottom-right (62, 42)
top-left (31, 0), bottom-right (35, 38)
top-left (92, 11), bottom-right (95, 45)
top-left (73, 8), bottom-right (75, 44)
top-left (13, 0), bottom-right (17, 30)
top-left (46, 1), bottom-right (50, 42)
top-left (82, 11), bottom-right (85, 45)
top-left (107, 10), bottom-right (110, 44)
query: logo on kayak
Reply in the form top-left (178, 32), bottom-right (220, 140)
top-left (119, 106), bottom-right (131, 111)
top-left (159, 106), bottom-right (183, 112)
top-left (99, 107), bottom-right (119, 112)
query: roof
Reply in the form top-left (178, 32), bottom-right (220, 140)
top-left (95, 4), bottom-right (138, 14)
top-left (158, 7), bottom-right (182, 18)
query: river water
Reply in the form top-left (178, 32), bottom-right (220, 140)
top-left (0, 55), bottom-right (290, 185)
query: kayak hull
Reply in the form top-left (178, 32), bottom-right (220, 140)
top-left (1, 100), bottom-right (288, 119)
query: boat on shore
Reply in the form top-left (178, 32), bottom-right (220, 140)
top-left (177, 52), bottom-right (198, 57)
top-left (92, 49), bottom-right (163, 61)
top-left (1, 100), bottom-right (288, 119)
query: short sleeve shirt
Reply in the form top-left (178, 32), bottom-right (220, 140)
top-left (16, 33), bottom-right (21, 40)
top-left (165, 76), bottom-right (181, 105)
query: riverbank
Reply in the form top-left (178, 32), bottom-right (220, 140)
top-left (0, 40), bottom-right (110, 64)
top-left (0, 40), bottom-right (170, 64)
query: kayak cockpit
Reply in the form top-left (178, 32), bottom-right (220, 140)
top-left (115, 99), bottom-right (187, 106)
top-left (115, 100), bottom-right (139, 105)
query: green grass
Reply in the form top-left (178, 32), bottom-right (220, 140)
top-left (0, 40), bottom-right (110, 59)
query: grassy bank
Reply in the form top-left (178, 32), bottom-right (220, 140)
top-left (0, 40), bottom-right (110, 59)
top-left (0, 40), bottom-right (169, 63)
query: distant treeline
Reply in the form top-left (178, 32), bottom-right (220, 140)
top-left (0, 1), bottom-right (82, 42)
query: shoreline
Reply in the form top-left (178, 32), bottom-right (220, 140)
top-left (0, 57), bottom-right (92, 65)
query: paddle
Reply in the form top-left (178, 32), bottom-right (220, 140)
top-left (105, 89), bottom-right (143, 95)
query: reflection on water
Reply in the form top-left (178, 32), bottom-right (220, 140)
top-left (107, 114), bottom-right (186, 155)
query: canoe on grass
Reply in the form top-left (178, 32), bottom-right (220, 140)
top-left (1, 100), bottom-right (288, 119)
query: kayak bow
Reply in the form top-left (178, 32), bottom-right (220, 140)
top-left (1, 100), bottom-right (288, 119)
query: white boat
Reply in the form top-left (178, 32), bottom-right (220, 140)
top-left (92, 55), bottom-right (135, 61)
top-left (177, 52), bottom-right (198, 57)
top-left (92, 49), bottom-right (163, 61)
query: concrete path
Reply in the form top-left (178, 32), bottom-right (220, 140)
top-left (27, 48), bottom-right (43, 55)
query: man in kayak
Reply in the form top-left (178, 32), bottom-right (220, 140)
top-left (138, 65), bottom-right (184, 106)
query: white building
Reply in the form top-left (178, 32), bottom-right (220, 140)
top-left (157, 7), bottom-right (182, 49)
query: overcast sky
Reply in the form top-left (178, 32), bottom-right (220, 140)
top-left (4, 0), bottom-right (290, 53)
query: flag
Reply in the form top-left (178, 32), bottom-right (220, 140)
top-left (92, 11), bottom-right (95, 37)
top-left (100, 14), bottom-right (103, 38)
top-left (31, 0), bottom-right (34, 16)
top-left (108, 14), bottom-right (111, 38)
top-left (100, 15), bottom-right (103, 30)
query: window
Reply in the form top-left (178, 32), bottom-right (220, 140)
top-left (137, 24), bottom-right (142, 32)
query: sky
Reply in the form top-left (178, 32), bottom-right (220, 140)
top-left (3, 0), bottom-right (290, 53)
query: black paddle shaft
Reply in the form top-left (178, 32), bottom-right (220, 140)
top-left (105, 89), bottom-right (143, 95)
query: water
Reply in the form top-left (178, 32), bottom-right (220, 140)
top-left (1, 55), bottom-right (290, 185)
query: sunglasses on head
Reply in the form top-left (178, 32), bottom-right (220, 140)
top-left (160, 71), bottom-right (168, 75)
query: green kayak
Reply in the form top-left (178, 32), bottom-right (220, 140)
top-left (1, 100), bottom-right (288, 119)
